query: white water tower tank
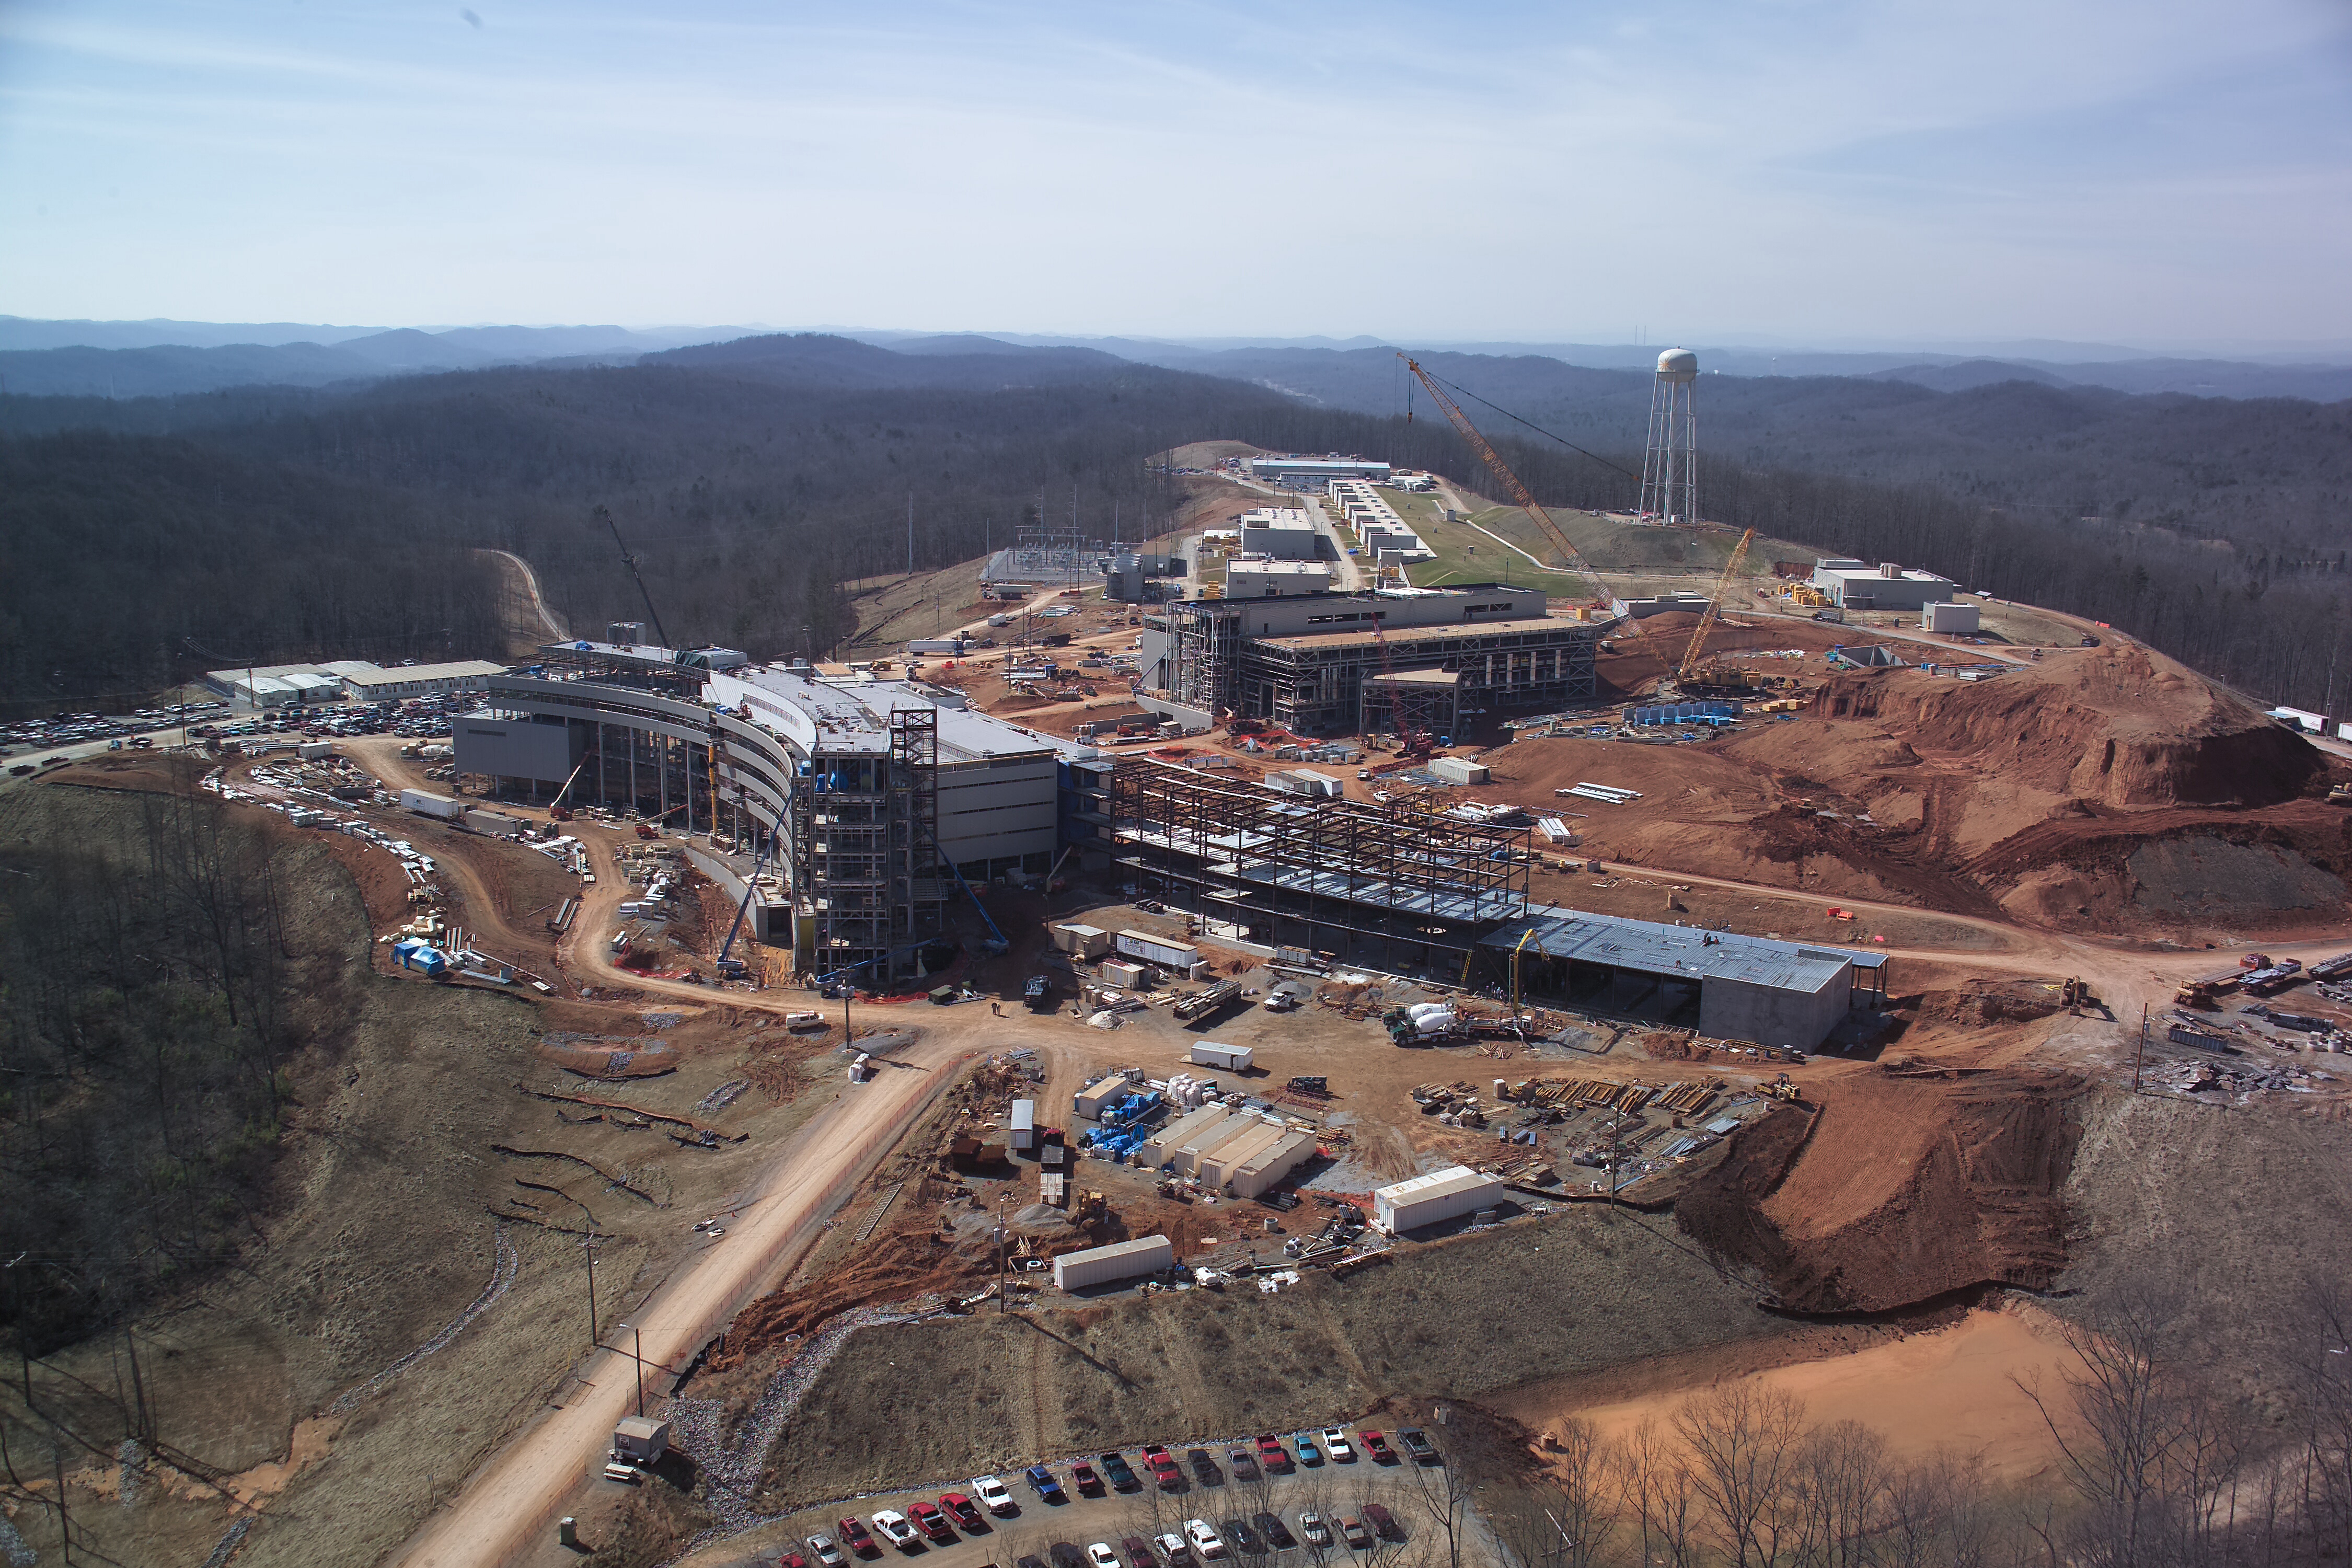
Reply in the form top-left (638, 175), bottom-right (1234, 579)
top-left (1655, 348), bottom-right (1699, 383)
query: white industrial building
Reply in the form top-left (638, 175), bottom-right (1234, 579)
top-left (1052, 1235), bottom-right (1175, 1292)
top-left (1225, 560), bottom-right (1332, 598)
top-left (1139, 1106), bottom-right (1317, 1198)
top-left (1249, 456), bottom-right (1391, 487)
top-left (1237, 509), bottom-right (1324, 560)
top-left (1373, 1166), bottom-right (1505, 1234)
top-left (1922, 602), bottom-right (1980, 635)
top-left (1811, 560), bottom-right (1956, 612)
top-left (341, 660), bottom-right (510, 702)
top-left (205, 660), bottom-right (381, 708)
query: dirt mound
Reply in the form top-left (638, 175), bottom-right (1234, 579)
top-left (705, 1225), bottom-right (986, 1375)
top-left (1807, 643), bottom-right (2320, 811)
top-left (1677, 1069), bottom-right (2086, 1313)
top-left (1917, 982), bottom-right (2065, 1028)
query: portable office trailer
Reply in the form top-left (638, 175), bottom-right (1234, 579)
top-left (1199, 1120), bottom-right (1287, 1190)
top-left (399, 788), bottom-right (463, 820)
top-left (1145, 1104), bottom-right (1230, 1165)
top-left (1174, 1112), bottom-right (1264, 1176)
top-left (1428, 757), bottom-right (1490, 786)
top-left (1051, 1235), bottom-right (1175, 1292)
top-left (1373, 1165), bottom-right (1505, 1233)
top-left (1009, 1099), bottom-right (1037, 1152)
top-left (1922, 602), bottom-right (1981, 634)
top-left (1189, 1041), bottom-right (1254, 1072)
top-left (1115, 929), bottom-right (1201, 971)
top-left (1100, 960), bottom-right (1148, 987)
top-left (1053, 923), bottom-right (1112, 959)
top-left (1074, 1079), bottom-right (1129, 1119)
top-left (611, 1416), bottom-right (671, 1464)
top-left (1227, 1129), bottom-right (1318, 1200)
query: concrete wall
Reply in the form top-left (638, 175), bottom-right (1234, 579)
top-left (454, 714), bottom-right (583, 785)
top-left (1239, 523), bottom-right (1323, 560)
top-left (939, 754), bottom-right (1058, 867)
top-left (1699, 967), bottom-right (1850, 1050)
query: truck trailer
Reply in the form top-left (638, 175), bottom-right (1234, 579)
top-left (398, 788), bottom-right (463, 820)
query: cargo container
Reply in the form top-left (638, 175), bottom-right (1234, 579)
top-left (1372, 1165), bottom-right (1505, 1234)
top-left (464, 809), bottom-right (526, 837)
top-left (1100, 960), bottom-right (1148, 988)
top-left (1053, 923), bottom-right (1111, 959)
top-left (1428, 757), bottom-right (1489, 786)
top-left (1009, 1099), bottom-right (1036, 1152)
top-left (1189, 1041), bottom-right (1254, 1072)
top-left (1115, 929), bottom-right (1200, 971)
top-left (1051, 1234), bottom-right (1174, 1292)
top-left (296, 741), bottom-right (335, 760)
top-left (1145, 1104), bottom-right (1231, 1165)
top-left (399, 788), bottom-right (463, 820)
top-left (1199, 1120), bottom-right (1287, 1190)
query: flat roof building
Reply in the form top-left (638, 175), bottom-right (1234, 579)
top-left (1237, 509), bottom-right (1323, 561)
top-left (1811, 560), bottom-right (1956, 612)
top-left (1249, 456), bottom-right (1391, 487)
top-left (1225, 560), bottom-right (1333, 598)
top-left (1373, 1166), bottom-right (1504, 1233)
top-left (342, 661), bottom-right (510, 701)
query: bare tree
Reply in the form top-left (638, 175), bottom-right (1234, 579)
top-left (1495, 1417), bottom-right (1622, 1568)
top-left (1788, 1419), bottom-right (1890, 1568)
top-left (1619, 1418), bottom-right (1703, 1568)
top-left (1673, 1383), bottom-right (1809, 1568)
top-left (1390, 1445), bottom-right (1479, 1568)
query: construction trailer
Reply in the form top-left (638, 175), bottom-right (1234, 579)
top-left (1009, 1100), bottom-right (1037, 1153)
top-left (1226, 1129), bottom-right (1318, 1200)
top-left (1171, 1112), bottom-right (1267, 1177)
top-left (1373, 1166), bottom-right (1505, 1234)
top-left (1145, 1104), bottom-right (1231, 1166)
top-left (611, 1417), bottom-right (671, 1464)
top-left (1114, 929), bottom-right (1202, 973)
top-left (1099, 757), bottom-right (1530, 975)
top-left (1052, 1234), bottom-right (1175, 1292)
top-left (1189, 1041), bottom-right (1254, 1071)
top-left (1197, 1120), bottom-right (1289, 1191)
top-left (1053, 923), bottom-right (1112, 959)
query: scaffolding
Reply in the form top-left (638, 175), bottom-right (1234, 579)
top-left (1108, 759), bottom-right (1531, 971)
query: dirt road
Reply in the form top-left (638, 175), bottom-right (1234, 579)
top-left (390, 1027), bottom-right (975, 1568)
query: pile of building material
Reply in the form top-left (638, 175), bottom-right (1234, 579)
top-left (1558, 781), bottom-right (1642, 806)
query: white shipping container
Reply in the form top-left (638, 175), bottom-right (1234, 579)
top-left (398, 788), bottom-right (463, 820)
top-left (1009, 1099), bottom-right (1037, 1151)
top-left (1189, 1041), bottom-right (1254, 1072)
top-left (1226, 1129), bottom-right (1319, 1200)
top-left (1053, 923), bottom-right (1112, 958)
top-left (1051, 1234), bottom-right (1174, 1292)
top-left (1428, 757), bottom-right (1490, 786)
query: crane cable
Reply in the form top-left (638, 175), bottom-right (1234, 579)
top-left (1405, 361), bottom-right (1643, 484)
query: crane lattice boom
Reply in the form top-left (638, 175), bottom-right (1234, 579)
top-left (1679, 528), bottom-right (1756, 678)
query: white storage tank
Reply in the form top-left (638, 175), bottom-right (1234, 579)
top-left (1189, 1041), bottom-right (1253, 1072)
top-left (1373, 1165), bottom-right (1506, 1234)
top-left (1051, 1234), bottom-right (1175, 1292)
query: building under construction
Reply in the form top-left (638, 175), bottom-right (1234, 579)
top-left (1084, 756), bottom-right (1532, 972)
top-left (1147, 584), bottom-right (1602, 734)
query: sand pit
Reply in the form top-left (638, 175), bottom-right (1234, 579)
top-left (1517, 1307), bottom-right (2077, 1483)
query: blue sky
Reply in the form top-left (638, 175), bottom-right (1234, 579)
top-left (2, 0), bottom-right (2348, 345)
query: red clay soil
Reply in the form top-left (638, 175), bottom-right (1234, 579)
top-left (1676, 1063), bottom-right (2087, 1314)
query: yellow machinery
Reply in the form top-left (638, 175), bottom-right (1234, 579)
top-left (1678, 528), bottom-right (1755, 679)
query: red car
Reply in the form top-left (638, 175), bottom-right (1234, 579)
top-left (838, 1517), bottom-right (879, 1557)
top-left (1071, 1460), bottom-right (1105, 1495)
top-left (1254, 1435), bottom-right (1291, 1472)
top-left (1361, 1429), bottom-right (1397, 1463)
top-left (1141, 1445), bottom-right (1183, 1490)
top-left (907, 1501), bottom-right (955, 1544)
top-left (781, 1558), bottom-right (810, 1568)
top-left (940, 1493), bottom-right (984, 1531)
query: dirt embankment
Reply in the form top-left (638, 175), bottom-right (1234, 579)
top-left (1677, 1061), bottom-right (2088, 1315)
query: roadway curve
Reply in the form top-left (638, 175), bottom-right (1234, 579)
top-left (481, 547), bottom-right (567, 644)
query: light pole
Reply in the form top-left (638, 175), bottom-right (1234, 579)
top-left (617, 1322), bottom-right (645, 1417)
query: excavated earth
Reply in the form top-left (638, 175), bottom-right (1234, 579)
top-left (1474, 640), bottom-right (2346, 937)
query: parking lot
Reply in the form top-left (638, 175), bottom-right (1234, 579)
top-left (682, 1426), bottom-right (1500, 1568)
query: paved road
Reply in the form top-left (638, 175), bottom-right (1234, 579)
top-left (482, 547), bottom-right (568, 642)
top-left (390, 1024), bottom-right (975, 1568)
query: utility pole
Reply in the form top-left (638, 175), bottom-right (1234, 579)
top-left (618, 1322), bottom-right (645, 1416)
top-left (907, 492), bottom-right (915, 577)
top-left (2135, 1004), bottom-right (2148, 1093)
top-left (581, 1236), bottom-right (602, 1345)
top-left (996, 1195), bottom-right (1009, 1315)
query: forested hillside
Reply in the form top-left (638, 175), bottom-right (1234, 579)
top-left (2, 332), bottom-right (2347, 714)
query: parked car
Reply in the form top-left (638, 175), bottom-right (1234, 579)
top-left (1293, 1433), bottom-right (1323, 1466)
top-left (1361, 1429), bottom-right (1396, 1463)
top-left (941, 1493), bottom-right (984, 1530)
top-left (1118, 1539), bottom-right (1155, 1568)
top-left (1186, 1448), bottom-right (1222, 1486)
top-left (1049, 1546), bottom-right (1086, 1568)
top-left (1363, 1503), bottom-right (1402, 1541)
top-left (1151, 1532), bottom-right (1191, 1565)
top-left (1220, 1517), bottom-right (1261, 1555)
top-left (1025, 1463), bottom-right (1067, 1503)
top-left (838, 1517), bottom-right (879, 1557)
top-left (1183, 1518), bottom-right (1226, 1560)
top-left (1253, 1512), bottom-right (1295, 1549)
top-left (1143, 1445), bottom-right (1183, 1490)
top-left (869, 1510), bottom-right (918, 1551)
top-left (1322, 1428), bottom-right (1356, 1462)
top-left (1071, 1460), bottom-right (1105, 1495)
top-left (907, 1501), bottom-right (954, 1544)
top-left (1298, 1513), bottom-right (1332, 1546)
top-left (1397, 1428), bottom-right (1438, 1463)
top-left (806, 1534), bottom-right (846, 1565)
top-left (1227, 1447), bottom-right (1259, 1481)
top-left (1338, 1516), bottom-right (1372, 1549)
top-left (1099, 1451), bottom-right (1140, 1491)
top-left (974, 1475), bottom-right (1017, 1515)
top-left (780, 1554), bottom-right (810, 1568)
top-left (1254, 1434), bottom-right (1290, 1472)
top-left (1086, 1546), bottom-right (1120, 1568)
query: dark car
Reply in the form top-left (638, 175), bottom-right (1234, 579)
top-left (1253, 1513), bottom-right (1295, 1550)
top-left (1049, 1546), bottom-right (1086, 1568)
top-left (1025, 1464), bottom-right (1067, 1504)
top-left (1120, 1538), bottom-right (1156, 1568)
top-left (1070, 1460), bottom-right (1104, 1495)
top-left (1187, 1448), bottom-right (1223, 1486)
top-left (1017, 1558), bottom-right (1048, 1568)
top-left (1100, 1451), bottom-right (1140, 1491)
top-left (1397, 1428), bottom-right (1438, 1463)
top-left (1362, 1504), bottom-right (1402, 1542)
top-left (1220, 1517), bottom-right (1262, 1555)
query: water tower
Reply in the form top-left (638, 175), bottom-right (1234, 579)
top-left (1639, 348), bottom-right (1699, 524)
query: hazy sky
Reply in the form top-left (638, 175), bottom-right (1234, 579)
top-left (4, 0), bottom-right (2349, 345)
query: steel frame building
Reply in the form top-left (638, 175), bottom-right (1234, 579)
top-left (1101, 758), bottom-right (1530, 971)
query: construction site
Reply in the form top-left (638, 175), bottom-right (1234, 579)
top-left (10, 358), bottom-right (2352, 1568)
